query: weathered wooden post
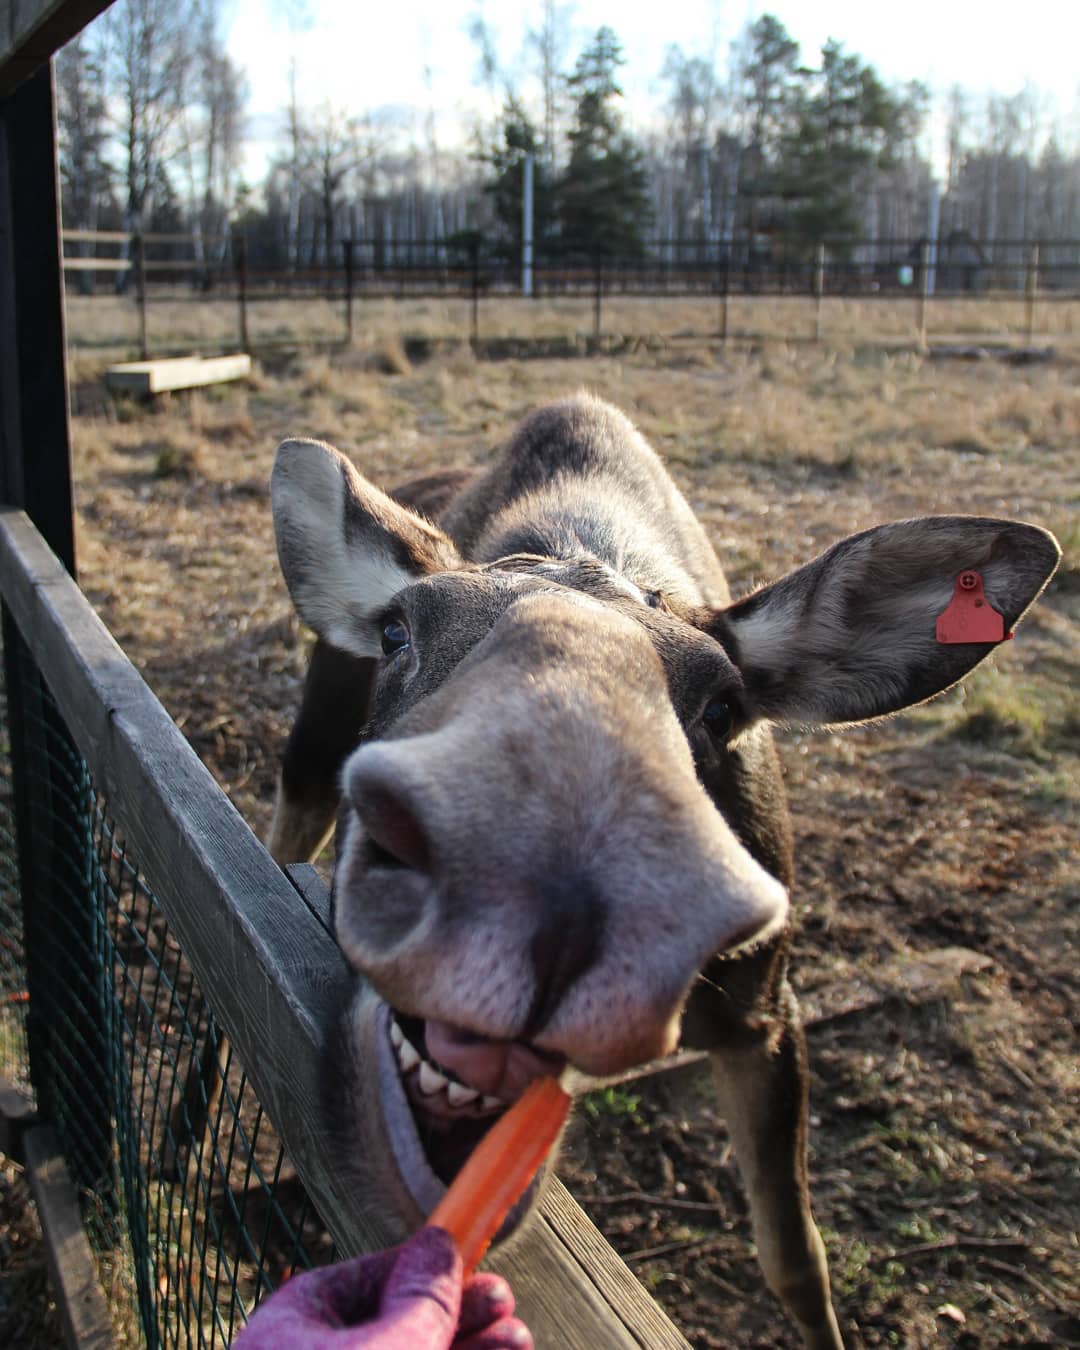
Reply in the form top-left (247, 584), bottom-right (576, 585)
top-left (718, 245), bottom-right (730, 344)
top-left (133, 231), bottom-right (149, 359)
top-left (0, 59), bottom-right (115, 1217)
top-left (344, 237), bottom-right (355, 345)
top-left (470, 233), bottom-right (480, 349)
top-left (1025, 242), bottom-right (1039, 345)
top-left (234, 229), bottom-right (250, 350)
top-left (814, 242), bottom-right (826, 342)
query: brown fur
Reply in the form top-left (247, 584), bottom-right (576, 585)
top-left (268, 395), bottom-right (1059, 1348)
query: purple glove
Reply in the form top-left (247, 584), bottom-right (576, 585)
top-left (232, 1227), bottom-right (532, 1349)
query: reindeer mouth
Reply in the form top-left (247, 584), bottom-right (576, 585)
top-left (374, 1003), bottom-right (567, 1227)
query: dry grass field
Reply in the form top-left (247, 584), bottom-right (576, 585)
top-left (16, 296), bottom-right (1080, 1347)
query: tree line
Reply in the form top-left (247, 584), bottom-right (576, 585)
top-left (56, 1), bottom-right (1080, 281)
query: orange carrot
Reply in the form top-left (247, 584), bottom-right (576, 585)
top-left (427, 1073), bottom-right (572, 1275)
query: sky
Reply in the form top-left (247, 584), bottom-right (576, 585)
top-left (225, 0), bottom-right (1080, 182)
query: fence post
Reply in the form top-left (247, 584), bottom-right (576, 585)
top-left (470, 234), bottom-right (480, 348)
top-left (234, 230), bottom-right (250, 351)
top-left (593, 256), bottom-right (603, 343)
top-left (343, 238), bottom-right (355, 345)
top-left (813, 242), bottom-right (826, 342)
top-left (133, 232), bottom-right (148, 359)
top-left (522, 152), bottom-right (534, 298)
top-left (916, 241), bottom-right (930, 349)
top-left (718, 247), bottom-right (730, 344)
top-left (0, 62), bottom-right (115, 1218)
top-left (1024, 242), bottom-right (1039, 345)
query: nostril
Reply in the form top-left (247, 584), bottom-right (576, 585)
top-left (522, 875), bottom-right (605, 1041)
top-left (355, 785), bottom-right (432, 874)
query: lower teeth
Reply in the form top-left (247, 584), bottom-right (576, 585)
top-left (391, 1015), bottom-right (502, 1112)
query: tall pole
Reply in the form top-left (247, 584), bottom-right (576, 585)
top-left (522, 152), bottom-right (534, 299)
top-left (926, 180), bottom-right (940, 299)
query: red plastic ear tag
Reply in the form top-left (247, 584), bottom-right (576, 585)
top-left (935, 570), bottom-right (1010, 644)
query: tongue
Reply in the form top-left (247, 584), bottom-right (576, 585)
top-left (424, 1021), bottom-right (565, 1102)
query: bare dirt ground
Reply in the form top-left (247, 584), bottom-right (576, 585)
top-left (15, 297), bottom-right (1077, 1346)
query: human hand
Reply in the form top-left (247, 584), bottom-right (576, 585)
top-left (232, 1227), bottom-right (532, 1349)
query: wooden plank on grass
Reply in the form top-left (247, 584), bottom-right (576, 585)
top-left (62, 258), bottom-right (131, 272)
top-left (0, 508), bottom-right (689, 1349)
top-left (105, 354), bottom-right (251, 395)
top-left (62, 229), bottom-right (132, 245)
top-left (22, 1123), bottom-right (113, 1349)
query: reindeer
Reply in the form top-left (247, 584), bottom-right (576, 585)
top-left (266, 395), bottom-right (1059, 1348)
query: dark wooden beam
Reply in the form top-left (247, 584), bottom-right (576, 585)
top-left (0, 0), bottom-right (113, 99)
top-left (0, 63), bottom-right (115, 1204)
top-left (0, 59), bottom-right (74, 570)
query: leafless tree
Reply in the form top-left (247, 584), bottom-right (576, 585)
top-left (102, 0), bottom-right (193, 236)
top-left (270, 0), bottom-right (315, 268)
top-left (659, 44), bottom-right (722, 240)
top-left (192, 4), bottom-right (247, 264)
top-left (302, 104), bottom-right (368, 266)
top-left (527, 0), bottom-right (575, 178)
top-left (56, 32), bottom-right (114, 290)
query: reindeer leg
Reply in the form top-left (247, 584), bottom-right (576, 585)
top-left (685, 933), bottom-right (842, 1349)
top-left (708, 980), bottom-right (843, 1350)
top-left (268, 640), bottom-right (374, 865)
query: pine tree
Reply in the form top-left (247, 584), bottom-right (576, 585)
top-left (733, 14), bottom-right (801, 238)
top-left (480, 99), bottom-right (558, 262)
top-left (777, 42), bottom-right (925, 248)
top-left (559, 28), bottom-right (651, 260)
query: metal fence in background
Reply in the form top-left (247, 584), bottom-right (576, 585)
top-left (61, 229), bottom-right (1080, 359)
top-left (62, 230), bottom-right (1080, 298)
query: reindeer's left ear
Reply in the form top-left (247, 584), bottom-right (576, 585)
top-left (706, 517), bottom-right (1060, 727)
top-left (272, 438), bottom-right (461, 657)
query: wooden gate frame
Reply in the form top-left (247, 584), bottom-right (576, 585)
top-left (0, 10), bottom-right (689, 1346)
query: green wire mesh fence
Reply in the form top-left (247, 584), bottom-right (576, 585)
top-left (0, 646), bottom-right (29, 1101)
top-left (0, 626), bottom-right (335, 1346)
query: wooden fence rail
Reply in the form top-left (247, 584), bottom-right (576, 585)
top-left (0, 504), bottom-right (688, 1348)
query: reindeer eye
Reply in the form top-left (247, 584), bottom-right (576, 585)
top-left (380, 618), bottom-right (410, 657)
top-left (702, 699), bottom-right (734, 741)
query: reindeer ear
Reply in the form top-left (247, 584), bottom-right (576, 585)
top-left (710, 517), bottom-right (1060, 727)
top-left (271, 438), bottom-right (460, 657)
